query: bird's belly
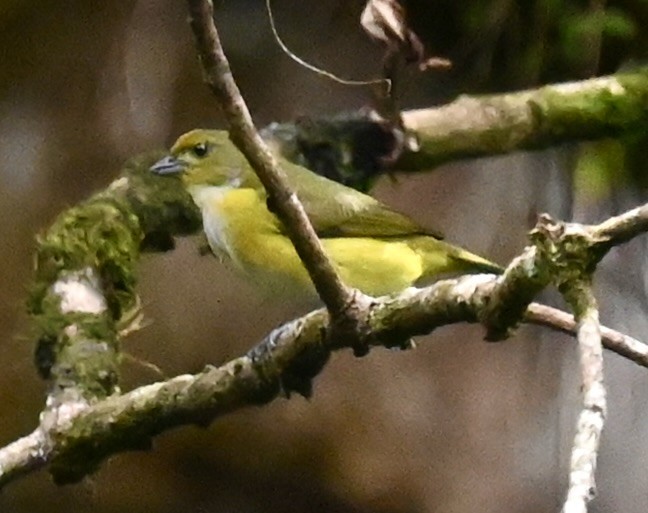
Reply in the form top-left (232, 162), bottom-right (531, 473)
top-left (195, 186), bottom-right (312, 295)
top-left (239, 236), bottom-right (315, 297)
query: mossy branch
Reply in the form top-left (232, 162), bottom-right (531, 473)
top-left (0, 192), bottom-right (647, 487)
top-left (263, 68), bottom-right (648, 187)
top-left (28, 154), bottom-right (200, 404)
top-left (400, 69), bottom-right (648, 170)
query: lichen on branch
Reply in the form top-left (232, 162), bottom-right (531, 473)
top-left (28, 154), bottom-right (200, 401)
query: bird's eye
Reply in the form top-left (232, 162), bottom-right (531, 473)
top-left (192, 142), bottom-right (209, 157)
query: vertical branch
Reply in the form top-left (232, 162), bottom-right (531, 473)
top-left (562, 283), bottom-right (606, 513)
top-left (186, 0), bottom-right (361, 323)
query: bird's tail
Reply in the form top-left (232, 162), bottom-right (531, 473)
top-left (411, 237), bottom-right (503, 282)
top-left (448, 247), bottom-right (503, 275)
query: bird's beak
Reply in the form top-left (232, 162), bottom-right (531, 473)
top-left (150, 155), bottom-right (185, 175)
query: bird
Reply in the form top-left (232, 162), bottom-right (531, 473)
top-left (150, 129), bottom-right (501, 298)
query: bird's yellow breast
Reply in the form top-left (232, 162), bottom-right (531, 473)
top-left (189, 185), bottom-right (425, 297)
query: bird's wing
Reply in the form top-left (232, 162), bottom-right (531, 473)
top-left (280, 161), bottom-right (444, 239)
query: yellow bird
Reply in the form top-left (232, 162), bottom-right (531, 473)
top-left (151, 129), bottom-right (501, 298)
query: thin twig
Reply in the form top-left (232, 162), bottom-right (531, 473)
top-left (526, 302), bottom-right (648, 367)
top-left (265, 0), bottom-right (388, 89)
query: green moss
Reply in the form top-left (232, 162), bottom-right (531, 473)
top-left (28, 152), bottom-right (202, 398)
top-left (537, 68), bottom-right (648, 142)
top-left (28, 197), bottom-right (141, 388)
top-left (119, 152), bottom-right (201, 249)
top-left (530, 221), bottom-right (602, 295)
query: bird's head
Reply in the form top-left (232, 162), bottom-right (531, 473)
top-left (150, 129), bottom-right (255, 188)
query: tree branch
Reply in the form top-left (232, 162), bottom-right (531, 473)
top-left (561, 283), bottom-right (606, 513)
top-left (262, 68), bottom-right (648, 181)
top-left (28, 155), bottom-right (200, 406)
top-left (1, 266), bottom-right (642, 488)
top-left (3, 178), bottom-right (648, 486)
top-left (592, 203), bottom-right (648, 248)
top-left (525, 303), bottom-right (648, 367)
top-left (0, 430), bottom-right (47, 488)
top-left (7, 189), bottom-right (648, 485)
top-left (186, 0), bottom-right (368, 336)
top-left (400, 68), bottom-right (648, 170)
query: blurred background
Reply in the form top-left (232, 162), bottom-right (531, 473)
top-left (0, 0), bottom-right (647, 512)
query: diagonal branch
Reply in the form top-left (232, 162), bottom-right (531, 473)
top-left (591, 203), bottom-right (648, 248)
top-left (186, 0), bottom-right (367, 333)
top-left (525, 303), bottom-right (648, 367)
top-left (9, 193), bottom-right (648, 486)
top-left (0, 271), bottom-right (641, 488)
